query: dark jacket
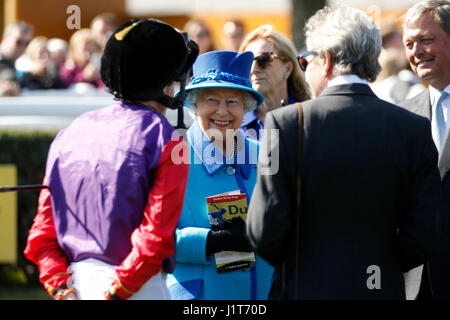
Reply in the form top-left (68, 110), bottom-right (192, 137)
top-left (20, 65), bottom-right (64, 90)
top-left (398, 88), bottom-right (450, 300)
top-left (247, 84), bottom-right (442, 300)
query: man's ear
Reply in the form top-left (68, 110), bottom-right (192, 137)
top-left (322, 51), bottom-right (333, 78)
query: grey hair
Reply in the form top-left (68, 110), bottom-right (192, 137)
top-left (402, 0), bottom-right (450, 36)
top-left (3, 21), bottom-right (34, 39)
top-left (304, 6), bottom-right (382, 83)
top-left (184, 88), bottom-right (257, 113)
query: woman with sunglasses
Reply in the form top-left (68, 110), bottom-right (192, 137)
top-left (239, 24), bottom-right (311, 141)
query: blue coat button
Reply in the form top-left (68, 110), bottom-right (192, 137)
top-left (226, 166), bottom-right (236, 175)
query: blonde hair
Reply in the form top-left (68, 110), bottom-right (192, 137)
top-left (239, 24), bottom-right (310, 102)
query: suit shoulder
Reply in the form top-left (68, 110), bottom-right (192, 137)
top-left (268, 103), bottom-right (302, 127)
top-left (373, 96), bottom-right (430, 130)
top-left (397, 88), bottom-right (429, 111)
top-left (386, 99), bottom-right (429, 124)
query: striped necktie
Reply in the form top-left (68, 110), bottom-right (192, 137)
top-left (432, 90), bottom-right (448, 152)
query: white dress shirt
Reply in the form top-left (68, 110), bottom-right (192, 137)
top-left (429, 84), bottom-right (450, 152)
top-left (328, 74), bottom-right (369, 87)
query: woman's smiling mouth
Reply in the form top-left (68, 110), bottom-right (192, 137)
top-left (211, 119), bottom-right (233, 128)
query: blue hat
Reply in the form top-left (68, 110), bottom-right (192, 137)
top-left (183, 51), bottom-right (264, 110)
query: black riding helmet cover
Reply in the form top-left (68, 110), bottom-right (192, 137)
top-left (101, 18), bottom-right (198, 106)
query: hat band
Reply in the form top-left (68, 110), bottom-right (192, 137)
top-left (191, 69), bottom-right (252, 88)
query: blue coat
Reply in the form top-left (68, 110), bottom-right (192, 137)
top-left (166, 121), bottom-right (274, 300)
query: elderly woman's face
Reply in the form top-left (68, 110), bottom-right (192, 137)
top-left (195, 87), bottom-right (245, 141)
top-left (245, 38), bottom-right (291, 97)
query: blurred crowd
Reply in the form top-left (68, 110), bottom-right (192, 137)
top-left (0, 13), bottom-right (118, 96)
top-left (370, 19), bottom-right (426, 103)
top-left (0, 11), bottom-right (429, 103)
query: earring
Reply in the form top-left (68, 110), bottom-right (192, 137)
top-left (284, 75), bottom-right (289, 79)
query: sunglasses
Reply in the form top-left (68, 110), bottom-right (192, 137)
top-left (254, 52), bottom-right (286, 69)
top-left (297, 51), bottom-right (318, 72)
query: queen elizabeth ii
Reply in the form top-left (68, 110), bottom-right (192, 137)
top-left (166, 50), bottom-right (274, 300)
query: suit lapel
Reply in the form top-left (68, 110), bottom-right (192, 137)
top-left (401, 88), bottom-right (432, 119)
top-left (404, 88), bottom-right (448, 179)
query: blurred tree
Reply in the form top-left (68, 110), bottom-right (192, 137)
top-left (291, 0), bottom-right (327, 52)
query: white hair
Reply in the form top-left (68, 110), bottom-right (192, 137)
top-left (304, 6), bottom-right (382, 82)
top-left (3, 21), bottom-right (34, 39)
top-left (185, 88), bottom-right (257, 113)
top-left (47, 38), bottom-right (68, 53)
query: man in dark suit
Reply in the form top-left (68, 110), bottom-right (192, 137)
top-left (399, 0), bottom-right (450, 300)
top-left (246, 6), bottom-right (442, 299)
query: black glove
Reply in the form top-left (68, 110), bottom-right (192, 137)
top-left (205, 218), bottom-right (253, 256)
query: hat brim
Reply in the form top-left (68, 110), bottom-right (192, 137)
top-left (179, 81), bottom-right (264, 111)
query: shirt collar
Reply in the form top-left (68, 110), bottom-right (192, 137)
top-left (187, 121), bottom-right (253, 178)
top-left (328, 75), bottom-right (368, 88)
top-left (241, 111), bottom-right (260, 127)
top-left (429, 84), bottom-right (450, 106)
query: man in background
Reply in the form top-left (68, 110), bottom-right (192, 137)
top-left (221, 19), bottom-right (245, 51)
top-left (0, 21), bottom-right (33, 96)
top-left (399, 0), bottom-right (450, 300)
top-left (90, 13), bottom-right (119, 53)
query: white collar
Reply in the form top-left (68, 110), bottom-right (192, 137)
top-left (328, 75), bottom-right (368, 88)
top-left (429, 84), bottom-right (450, 105)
